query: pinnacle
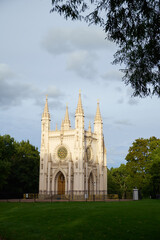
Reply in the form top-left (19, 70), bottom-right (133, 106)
top-left (88, 121), bottom-right (92, 133)
top-left (94, 100), bottom-right (102, 122)
top-left (64, 104), bottom-right (70, 123)
top-left (61, 119), bottom-right (64, 130)
top-left (42, 95), bottom-right (50, 119)
top-left (76, 90), bottom-right (84, 115)
top-left (64, 104), bottom-right (71, 129)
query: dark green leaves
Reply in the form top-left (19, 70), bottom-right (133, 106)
top-left (125, 137), bottom-right (160, 197)
top-left (51, 0), bottom-right (160, 97)
top-left (0, 135), bottom-right (40, 193)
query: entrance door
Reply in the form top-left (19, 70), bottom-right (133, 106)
top-left (58, 173), bottom-right (65, 195)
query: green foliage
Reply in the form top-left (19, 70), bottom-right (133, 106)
top-left (125, 136), bottom-right (160, 197)
top-left (0, 135), bottom-right (16, 190)
top-left (108, 164), bottom-right (132, 198)
top-left (0, 135), bottom-right (39, 193)
top-left (0, 201), bottom-right (160, 240)
top-left (111, 164), bottom-right (129, 198)
top-left (107, 168), bottom-right (119, 194)
top-left (149, 148), bottom-right (160, 197)
top-left (107, 137), bottom-right (160, 198)
top-left (51, 0), bottom-right (160, 97)
top-left (0, 161), bottom-right (11, 190)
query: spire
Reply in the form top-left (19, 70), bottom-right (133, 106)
top-left (61, 119), bottom-right (64, 131)
top-left (76, 90), bottom-right (84, 115)
top-left (55, 123), bottom-right (58, 131)
top-left (88, 121), bottom-right (92, 133)
top-left (64, 104), bottom-right (71, 130)
top-left (42, 95), bottom-right (50, 119)
top-left (94, 100), bottom-right (102, 123)
top-left (64, 104), bottom-right (70, 123)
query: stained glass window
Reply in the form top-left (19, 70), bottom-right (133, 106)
top-left (57, 147), bottom-right (68, 159)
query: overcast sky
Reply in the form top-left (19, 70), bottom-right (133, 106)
top-left (0, 0), bottom-right (159, 168)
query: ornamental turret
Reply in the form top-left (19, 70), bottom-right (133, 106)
top-left (63, 104), bottom-right (71, 130)
top-left (42, 95), bottom-right (50, 122)
top-left (40, 95), bottom-right (51, 193)
top-left (88, 121), bottom-right (92, 134)
top-left (74, 90), bottom-right (85, 190)
top-left (94, 100), bottom-right (103, 134)
top-left (75, 90), bottom-right (84, 115)
top-left (94, 100), bottom-right (105, 191)
top-left (75, 90), bottom-right (84, 129)
top-left (41, 96), bottom-right (50, 146)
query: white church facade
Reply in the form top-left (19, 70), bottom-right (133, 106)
top-left (39, 92), bottom-right (107, 197)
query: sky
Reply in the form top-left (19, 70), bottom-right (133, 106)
top-left (0, 0), bottom-right (159, 169)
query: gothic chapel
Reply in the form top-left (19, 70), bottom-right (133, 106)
top-left (39, 92), bottom-right (107, 196)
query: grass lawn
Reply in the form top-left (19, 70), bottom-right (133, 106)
top-left (0, 200), bottom-right (159, 240)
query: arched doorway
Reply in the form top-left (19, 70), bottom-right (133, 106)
top-left (88, 172), bottom-right (94, 195)
top-left (58, 172), bottom-right (65, 195)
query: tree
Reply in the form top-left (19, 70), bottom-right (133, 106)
top-left (149, 147), bottom-right (160, 197)
top-left (0, 135), bottom-right (40, 194)
top-left (107, 168), bottom-right (119, 194)
top-left (51, 0), bottom-right (160, 97)
top-left (8, 140), bottom-right (40, 193)
top-left (0, 161), bottom-right (11, 191)
top-left (108, 164), bottom-right (131, 198)
top-left (125, 136), bottom-right (160, 197)
top-left (0, 135), bottom-right (16, 190)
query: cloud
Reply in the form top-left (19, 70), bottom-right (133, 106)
top-left (70, 27), bottom-right (112, 51)
top-left (0, 63), bottom-right (15, 80)
top-left (66, 50), bottom-right (97, 79)
top-left (115, 86), bottom-right (122, 92)
top-left (42, 29), bottom-right (72, 55)
top-left (0, 63), bottom-right (63, 110)
top-left (101, 70), bottom-right (123, 82)
top-left (107, 158), bottom-right (115, 165)
top-left (42, 26), bottom-right (112, 55)
top-left (117, 97), bottom-right (124, 104)
top-left (42, 26), bottom-right (114, 79)
top-left (126, 87), bottom-right (139, 105)
top-left (47, 100), bottom-right (64, 110)
top-left (34, 86), bottom-right (63, 108)
top-left (0, 80), bottom-right (33, 109)
top-left (45, 86), bottom-right (63, 98)
top-left (37, 86), bottom-right (64, 109)
top-left (42, 26), bottom-right (122, 81)
top-left (85, 113), bottom-right (95, 120)
top-left (107, 145), bottom-right (128, 168)
top-left (114, 86), bottom-right (139, 105)
top-left (0, 63), bottom-right (30, 108)
top-left (114, 119), bottom-right (133, 126)
top-left (127, 98), bottom-right (139, 105)
top-left (126, 87), bottom-right (134, 96)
